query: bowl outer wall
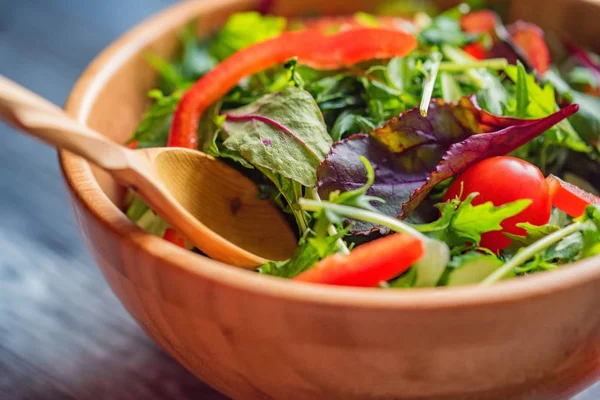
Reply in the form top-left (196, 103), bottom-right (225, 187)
top-left (59, 0), bottom-right (600, 399)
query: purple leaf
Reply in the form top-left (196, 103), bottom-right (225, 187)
top-left (317, 97), bottom-right (579, 235)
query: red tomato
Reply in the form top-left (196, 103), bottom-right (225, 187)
top-left (293, 233), bottom-right (424, 287)
top-left (443, 156), bottom-right (551, 252)
top-left (547, 175), bottom-right (600, 217)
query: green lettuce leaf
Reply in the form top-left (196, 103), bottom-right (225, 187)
top-left (209, 12), bottom-right (286, 61)
top-left (222, 87), bottom-right (332, 187)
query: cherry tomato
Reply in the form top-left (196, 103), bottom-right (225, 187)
top-left (547, 175), bottom-right (600, 217)
top-left (443, 156), bottom-right (551, 252)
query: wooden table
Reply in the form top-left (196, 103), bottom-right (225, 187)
top-left (0, 1), bottom-right (598, 399)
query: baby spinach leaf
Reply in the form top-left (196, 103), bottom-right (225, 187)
top-left (317, 96), bottom-right (579, 234)
top-left (222, 87), bottom-right (332, 187)
top-left (330, 110), bottom-right (376, 142)
top-left (209, 12), bottom-right (286, 61)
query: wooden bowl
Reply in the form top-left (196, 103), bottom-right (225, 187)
top-left (60, 0), bottom-right (600, 399)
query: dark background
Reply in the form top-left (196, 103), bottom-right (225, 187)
top-left (0, 1), bottom-right (597, 399)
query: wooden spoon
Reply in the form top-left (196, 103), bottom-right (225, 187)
top-left (0, 75), bottom-right (297, 268)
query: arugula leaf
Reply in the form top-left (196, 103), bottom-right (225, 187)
top-left (127, 90), bottom-right (182, 148)
top-left (260, 159), bottom-right (380, 278)
top-left (412, 193), bottom-right (531, 251)
top-left (504, 222), bottom-right (560, 247)
top-left (505, 65), bottom-right (590, 171)
top-left (222, 87), bottom-right (332, 187)
top-left (209, 12), bottom-right (286, 61)
top-left (304, 73), bottom-right (366, 128)
top-left (579, 205), bottom-right (600, 258)
top-left (330, 110), bottom-right (376, 142)
top-left (144, 26), bottom-right (216, 95)
top-left (317, 97), bottom-right (578, 234)
top-left (515, 61), bottom-right (529, 117)
top-left (145, 54), bottom-right (188, 92)
top-left (259, 229), bottom-right (345, 278)
top-left (298, 198), bottom-right (451, 288)
top-left (481, 213), bottom-right (593, 284)
top-left (179, 27), bottom-right (217, 80)
top-left (544, 232), bottom-right (583, 262)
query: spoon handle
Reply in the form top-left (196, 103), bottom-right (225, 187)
top-left (0, 75), bottom-right (131, 171)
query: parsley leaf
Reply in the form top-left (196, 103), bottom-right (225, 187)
top-left (412, 193), bottom-right (531, 251)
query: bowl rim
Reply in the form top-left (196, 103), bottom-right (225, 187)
top-left (60, 0), bottom-right (600, 310)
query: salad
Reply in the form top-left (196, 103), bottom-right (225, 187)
top-left (125, 1), bottom-right (600, 288)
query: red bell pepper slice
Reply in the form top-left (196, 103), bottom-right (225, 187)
top-left (168, 28), bottom-right (417, 149)
top-left (297, 15), bottom-right (408, 33)
top-left (293, 233), bottom-right (424, 287)
top-left (163, 228), bottom-right (187, 248)
top-left (461, 10), bottom-right (497, 35)
top-left (127, 140), bottom-right (139, 149)
top-left (509, 22), bottom-right (550, 73)
top-left (547, 175), bottom-right (600, 217)
top-left (463, 43), bottom-right (486, 60)
top-left (461, 12), bottom-right (550, 73)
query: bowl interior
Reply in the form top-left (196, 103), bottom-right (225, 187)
top-left (72, 0), bottom-right (600, 212)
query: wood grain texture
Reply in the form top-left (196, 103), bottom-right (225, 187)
top-left (0, 0), bottom-right (227, 399)
top-left (0, 77), bottom-right (297, 266)
top-left (1, 1), bottom-right (600, 400)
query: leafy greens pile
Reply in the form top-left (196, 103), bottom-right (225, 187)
top-left (126, 4), bottom-right (600, 288)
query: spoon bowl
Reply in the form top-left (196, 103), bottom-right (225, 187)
top-left (136, 147), bottom-right (297, 263)
top-left (0, 75), bottom-right (297, 267)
